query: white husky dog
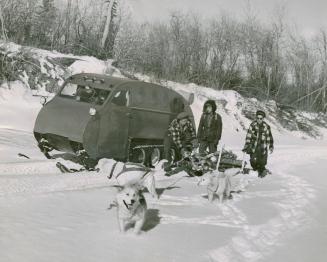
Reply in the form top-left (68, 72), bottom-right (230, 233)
top-left (97, 159), bottom-right (167, 199)
top-left (114, 185), bottom-right (147, 234)
top-left (197, 168), bottom-right (241, 203)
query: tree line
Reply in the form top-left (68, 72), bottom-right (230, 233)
top-left (0, 0), bottom-right (327, 112)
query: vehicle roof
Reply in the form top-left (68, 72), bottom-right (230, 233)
top-left (66, 73), bottom-right (138, 90)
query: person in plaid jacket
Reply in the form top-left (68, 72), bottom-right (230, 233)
top-left (163, 112), bottom-right (197, 167)
top-left (242, 110), bottom-right (274, 177)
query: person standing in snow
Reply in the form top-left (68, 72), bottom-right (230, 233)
top-left (242, 110), bottom-right (274, 178)
top-left (197, 100), bottom-right (222, 154)
top-left (163, 112), bottom-right (197, 168)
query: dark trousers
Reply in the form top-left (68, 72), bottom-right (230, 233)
top-left (163, 133), bottom-right (183, 164)
top-left (163, 133), bottom-right (174, 164)
top-left (250, 146), bottom-right (267, 173)
top-left (199, 140), bottom-right (217, 154)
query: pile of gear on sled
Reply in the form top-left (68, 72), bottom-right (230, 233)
top-left (164, 146), bottom-right (250, 177)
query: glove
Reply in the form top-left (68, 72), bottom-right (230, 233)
top-left (181, 148), bottom-right (191, 158)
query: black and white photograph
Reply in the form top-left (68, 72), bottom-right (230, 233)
top-left (0, 0), bottom-right (327, 261)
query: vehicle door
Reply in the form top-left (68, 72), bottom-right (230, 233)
top-left (97, 87), bottom-right (130, 159)
top-left (129, 84), bottom-right (171, 140)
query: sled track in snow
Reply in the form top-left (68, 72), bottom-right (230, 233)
top-left (0, 171), bottom-right (109, 196)
top-left (0, 128), bottom-right (36, 148)
top-left (0, 160), bottom-right (110, 196)
top-left (0, 160), bottom-right (60, 175)
top-left (150, 173), bottom-right (256, 229)
top-left (208, 148), bottom-right (326, 262)
top-left (209, 171), bottom-right (315, 262)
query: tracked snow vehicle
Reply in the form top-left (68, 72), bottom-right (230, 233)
top-left (34, 73), bottom-right (194, 168)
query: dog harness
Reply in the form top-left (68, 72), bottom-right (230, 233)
top-left (107, 162), bottom-right (151, 180)
top-left (108, 162), bottom-right (118, 179)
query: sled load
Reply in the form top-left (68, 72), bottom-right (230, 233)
top-left (34, 73), bottom-right (194, 169)
top-left (166, 148), bottom-right (248, 177)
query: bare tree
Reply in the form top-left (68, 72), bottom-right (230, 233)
top-left (0, 1), bottom-right (8, 40)
top-left (314, 29), bottom-right (327, 111)
top-left (101, 0), bottom-right (115, 48)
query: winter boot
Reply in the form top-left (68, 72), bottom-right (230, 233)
top-left (258, 169), bottom-right (267, 178)
top-left (261, 169), bottom-right (267, 177)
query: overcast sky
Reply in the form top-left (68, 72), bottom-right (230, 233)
top-left (127, 0), bottom-right (327, 37)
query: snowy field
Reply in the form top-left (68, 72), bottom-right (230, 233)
top-left (1, 48), bottom-right (327, 261)
top-left (1, 127), bottom-right (327, 262)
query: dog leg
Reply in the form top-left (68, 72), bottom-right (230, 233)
top-left (207, 189), bottom-right (214, 202)
top-left (145, 175), bottom-right (158, 199)
top-left (118, 218), bottom-right (126, 233)
top-left (218, 193), bottom-right (224, 204)
top-left (217, 178), bottom-right (226, 204)
top-left (225, 176), bottom-right (232, 200)
top-left (134, 219), bottom-right (144, 235)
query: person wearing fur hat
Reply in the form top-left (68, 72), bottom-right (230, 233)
top-left (242, 110), bottom-right (274, 178)
top-left (197, 100), bottom-right (223, 154)
top-left (163, 112), bottom-right (197, 167)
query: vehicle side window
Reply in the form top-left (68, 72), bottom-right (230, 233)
top-left (131, 85), bottom-right (170, 110)
top-left (111, 90), bottom-right (129, 106)
top-left (95, 89), bottom-right (111, 105)
top-left (61, 83), bottom-right (77, 96)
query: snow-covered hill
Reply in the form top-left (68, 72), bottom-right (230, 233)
top-left (1, 41), bottom-right (327, 262)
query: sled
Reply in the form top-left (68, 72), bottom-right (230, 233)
top-left (167, 148), bottom-right (248, 176)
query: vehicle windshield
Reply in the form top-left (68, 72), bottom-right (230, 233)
top-left (60, 83), bottom-right (111, 105)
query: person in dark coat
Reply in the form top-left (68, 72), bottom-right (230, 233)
top-left (242, 110), bottom-right (274, 178)
top-left (163, 112), bottom-right (197, 167)
top-left (197, 100), bottom-right (222, 154)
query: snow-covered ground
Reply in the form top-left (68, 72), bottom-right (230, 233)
top-left (1, 127), bottom-right (327, 262)
top-left (1, 43), bottom-right (327, 261)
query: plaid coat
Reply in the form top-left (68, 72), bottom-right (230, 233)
top-left (168, 119), bottom-right (196, 149)
top-left (244, 120), bottom-right (274, 154)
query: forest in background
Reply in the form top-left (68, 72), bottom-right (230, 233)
top-left (0, 0), bottom-right (327, 112)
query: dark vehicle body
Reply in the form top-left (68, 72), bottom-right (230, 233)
top-left (34, 73), bottom-right (194, 165)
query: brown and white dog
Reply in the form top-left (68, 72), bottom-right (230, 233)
top-left (197, 168), bottom-right (241, 203)
top-left (97, 159), bottom-right (168, 199)
top-left (114, 185), bottom-right (147, 234)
